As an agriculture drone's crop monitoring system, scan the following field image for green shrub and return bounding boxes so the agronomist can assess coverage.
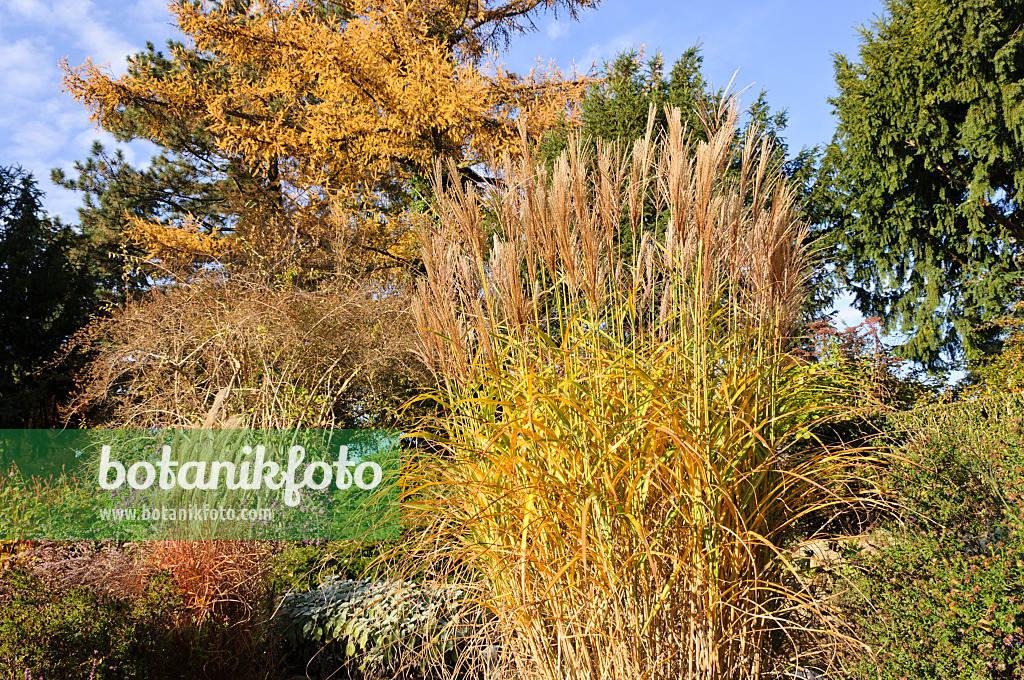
[967,305,1024,395]
[841,531,1023,680]
[0,569,182,679]
[0,547,287,680]
[266,541,389,596]
[885,394,1024,537]
[0,470,111,541]
[840,394,1024,680]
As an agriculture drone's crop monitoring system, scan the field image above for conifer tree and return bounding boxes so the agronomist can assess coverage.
[822,0,1024,368]
[0,166,98,426]
[62,0,594,273]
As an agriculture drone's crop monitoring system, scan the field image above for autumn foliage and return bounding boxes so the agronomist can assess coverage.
[63,0,593,269]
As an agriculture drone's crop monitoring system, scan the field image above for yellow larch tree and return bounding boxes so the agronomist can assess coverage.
[63,0,594,272]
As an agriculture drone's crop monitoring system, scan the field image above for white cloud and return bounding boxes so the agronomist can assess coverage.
[581,30,646,70]
[131,0,177,35]
[12,120,66,160]
[546,20,568,41]
[0,0,168,221]
[830,292,867,330]
[54,0,138,67]
[4,0,45,18]
[7,95,88,164]
[0,34,54,99]
[132,0,169,18]
[5,0,139,68]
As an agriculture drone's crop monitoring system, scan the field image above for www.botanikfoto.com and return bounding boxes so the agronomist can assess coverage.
[99,505,274,522]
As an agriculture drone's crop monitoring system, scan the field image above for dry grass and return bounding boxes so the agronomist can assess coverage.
[66,271,426,429]
[147,538,285,678]
[148,539,276,624]
[398,101,884,680]
[413,101,806,382]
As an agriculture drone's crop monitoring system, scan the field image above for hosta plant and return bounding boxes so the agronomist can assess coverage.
[276,577,485,677]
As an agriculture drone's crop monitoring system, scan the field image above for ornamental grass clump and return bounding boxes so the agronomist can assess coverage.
[404,100,882,680]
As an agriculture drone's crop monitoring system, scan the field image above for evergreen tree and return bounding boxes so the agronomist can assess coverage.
[822,0,1024,369]
[0,166,98,427]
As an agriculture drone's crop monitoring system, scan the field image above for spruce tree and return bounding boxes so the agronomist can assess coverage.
[0,166,98,426]
[822,0,1024,368]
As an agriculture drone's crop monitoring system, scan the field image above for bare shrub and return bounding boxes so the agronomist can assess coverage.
[66,272,428,429]
[4,540,151,598]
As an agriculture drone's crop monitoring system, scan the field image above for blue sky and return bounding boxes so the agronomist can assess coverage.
[504,0,883,153]
[1,0,886,325]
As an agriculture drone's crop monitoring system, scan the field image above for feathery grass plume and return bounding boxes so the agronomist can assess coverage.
[403,100,884,680]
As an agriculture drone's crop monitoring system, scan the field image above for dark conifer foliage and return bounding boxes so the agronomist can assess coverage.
[0,166,98,426]
[821,0,1024,369]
